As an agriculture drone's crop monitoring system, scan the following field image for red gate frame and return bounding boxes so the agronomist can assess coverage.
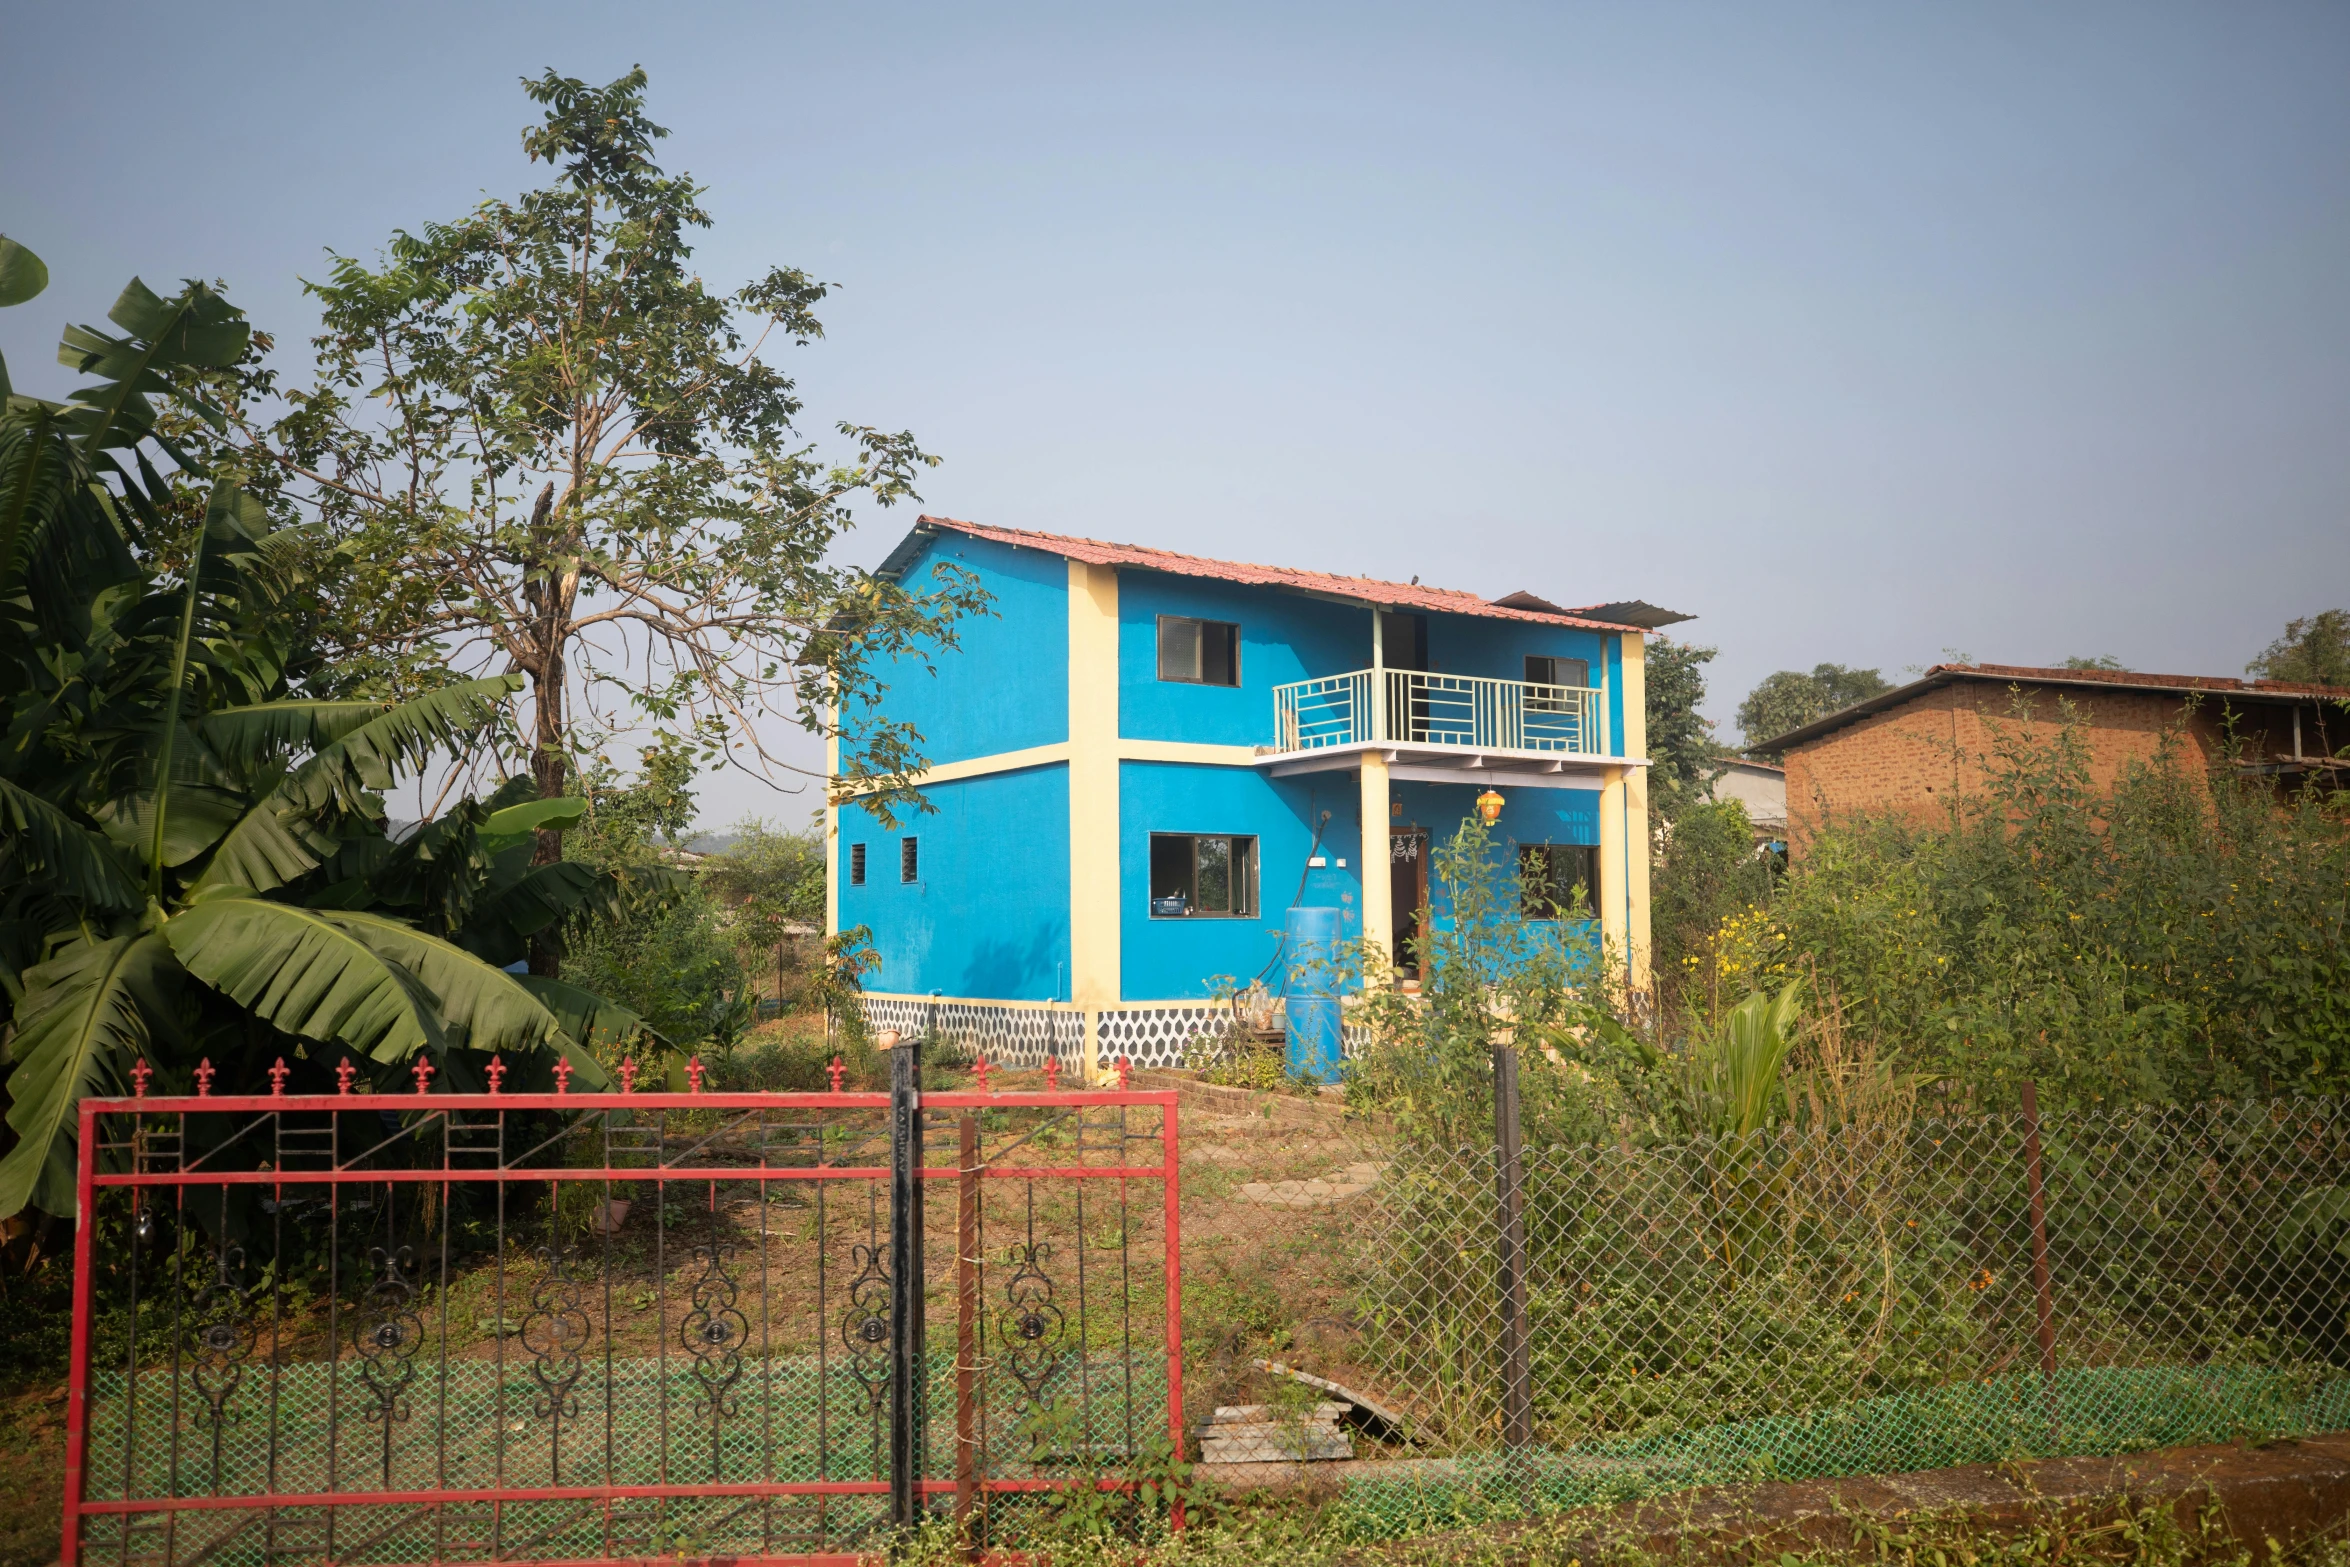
[59,1084,1183,1567]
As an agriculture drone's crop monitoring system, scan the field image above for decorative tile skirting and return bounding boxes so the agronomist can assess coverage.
[849,992,1369,1073]
[1094,1004,1233,1071]
[851,993,1088,1069]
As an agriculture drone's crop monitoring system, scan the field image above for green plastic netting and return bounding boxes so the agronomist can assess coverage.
[75,1353,1171,1565]
[1333,1365,2350,1539]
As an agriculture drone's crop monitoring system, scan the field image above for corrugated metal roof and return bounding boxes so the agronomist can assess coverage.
[1754,663,2350,753]
[881,516,1664,634]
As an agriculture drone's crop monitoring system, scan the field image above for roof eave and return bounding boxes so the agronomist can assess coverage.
[1753,665,2350,753]
[889,515,1652,632]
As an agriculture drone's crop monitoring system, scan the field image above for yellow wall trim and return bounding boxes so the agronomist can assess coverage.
[1117,738,1264,766]
[1067,561,1123,1040]
[829,742,1072,800]
[828,738,1260,803]
[859,989,1215,1014]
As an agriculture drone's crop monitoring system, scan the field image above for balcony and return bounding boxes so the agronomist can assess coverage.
[1264,669,1627,784]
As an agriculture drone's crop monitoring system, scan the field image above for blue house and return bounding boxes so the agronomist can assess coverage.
[828,518,1682,1074]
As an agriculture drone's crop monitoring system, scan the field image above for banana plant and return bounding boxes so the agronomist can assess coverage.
[0,246,651,1220]
[1676,977,1804,1272]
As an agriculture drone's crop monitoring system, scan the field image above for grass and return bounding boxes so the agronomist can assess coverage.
[875,1459,2350,1567]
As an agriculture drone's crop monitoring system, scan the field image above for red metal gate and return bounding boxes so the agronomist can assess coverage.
[60,1057,1181,1565]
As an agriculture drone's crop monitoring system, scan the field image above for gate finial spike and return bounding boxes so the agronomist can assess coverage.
[412,1056,436,1095]
[193,1058,214,1097]
[130,1058,152,1098]
[619,1057,639,1094]
[687,1055,705,1093]
[1043,1053,1060,1093]
[486,1054,506,1094]
[336,1059,356,1095]
[269,1058,289,1097]
[974,1054,992,1093]
[553,1056,573,1095]
[827,1055,845,1093]
[1116,1056,1133,1091]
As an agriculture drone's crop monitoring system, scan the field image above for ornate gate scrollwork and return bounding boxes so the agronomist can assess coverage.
[186,1241,255,1484]
[998,1202,1069,1401]
[354,1243,421,1484]
[60,1068,1183,1567]
[682,1207,749,1469]
[523,1243,593,1433]
[841,1239,893,1413]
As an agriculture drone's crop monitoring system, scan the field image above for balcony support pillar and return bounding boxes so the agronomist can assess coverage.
[1620,634,1652,995]
[1359,749,1392,978]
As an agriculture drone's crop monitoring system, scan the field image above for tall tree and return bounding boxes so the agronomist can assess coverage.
[2249,610,2350,687]
[255,69,986,957]
[0,255,650,1218]
[1737,663,1893,756]
[1643,636,1725,818]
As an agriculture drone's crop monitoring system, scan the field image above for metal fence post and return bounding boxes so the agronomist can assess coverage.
[955,1111,981,1544]
[889,1038,927,1531]
[1493,1044,1535,1460]
[2020,1078,2059,1448]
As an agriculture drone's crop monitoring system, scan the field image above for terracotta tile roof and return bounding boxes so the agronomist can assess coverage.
[889,516,1653,633]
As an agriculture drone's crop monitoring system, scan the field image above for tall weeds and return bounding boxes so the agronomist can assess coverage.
[1678,705,2350,1108]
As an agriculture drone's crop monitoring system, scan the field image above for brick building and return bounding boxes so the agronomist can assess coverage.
[1758,663,2349,853]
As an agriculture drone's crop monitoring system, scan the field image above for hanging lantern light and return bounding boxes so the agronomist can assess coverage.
[1476,788,1505,823]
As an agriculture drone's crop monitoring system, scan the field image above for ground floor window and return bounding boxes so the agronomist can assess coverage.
[1149,833,1257,917]
[1519,842,1598,919]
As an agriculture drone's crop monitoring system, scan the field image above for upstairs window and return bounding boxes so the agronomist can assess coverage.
[1149,833,1257,917]
[900,837,920,883]
[1524,655,1590,690]
[1158,616,1240,686]
[1519,843,1598,919]
[849,843,867,885]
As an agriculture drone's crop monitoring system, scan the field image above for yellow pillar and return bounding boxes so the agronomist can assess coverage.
[1598,766,1628,977]
[1620,634,1652,995]
[1359,750,1392,976]
[824,720,840,940]
[1066,560,1123,1079]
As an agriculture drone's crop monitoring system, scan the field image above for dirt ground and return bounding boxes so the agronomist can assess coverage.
[1,1384,67,1567]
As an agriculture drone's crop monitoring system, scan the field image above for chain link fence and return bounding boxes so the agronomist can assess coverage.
[1340,1095,2350,1532]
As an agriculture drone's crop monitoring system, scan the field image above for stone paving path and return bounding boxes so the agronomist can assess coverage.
[1238,1160,1389,1209]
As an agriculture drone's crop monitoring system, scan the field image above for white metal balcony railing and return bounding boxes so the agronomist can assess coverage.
[1271,669,1608,756]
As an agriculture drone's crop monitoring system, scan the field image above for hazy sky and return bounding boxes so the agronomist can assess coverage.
[6,2,2347,827]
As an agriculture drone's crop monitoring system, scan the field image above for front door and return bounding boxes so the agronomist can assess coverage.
[1390,828,1429,980]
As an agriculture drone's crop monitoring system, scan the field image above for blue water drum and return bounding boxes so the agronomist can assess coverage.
[1284,905,1345,1084]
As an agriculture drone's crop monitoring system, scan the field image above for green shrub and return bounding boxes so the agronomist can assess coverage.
[564,886,751,1059]
[725,1024,884,1093]
[1346,816,1636,1149]
[1651,798,1778,1024]
[1732,704,2350,1108]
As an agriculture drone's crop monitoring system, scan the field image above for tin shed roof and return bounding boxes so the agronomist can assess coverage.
[1753,662,2350,753]
[880,516,1675,634]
